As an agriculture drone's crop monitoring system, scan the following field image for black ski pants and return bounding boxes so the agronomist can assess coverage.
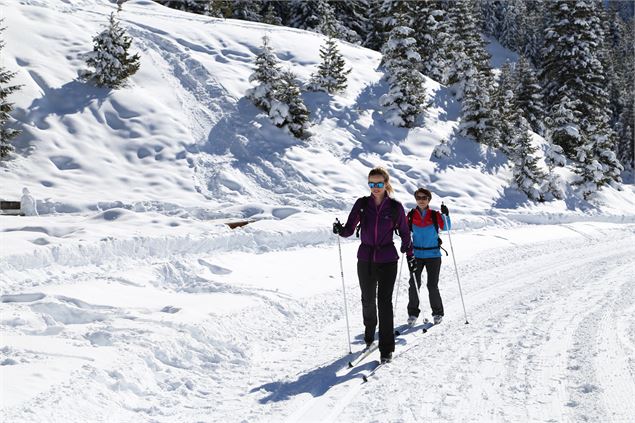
[407,257,444,317]
[357,260,397,355]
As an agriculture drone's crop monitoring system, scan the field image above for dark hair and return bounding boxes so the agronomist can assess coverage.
[414,188,432,199]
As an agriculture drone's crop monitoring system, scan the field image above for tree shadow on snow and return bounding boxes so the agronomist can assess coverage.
[432,134,508,174]
[13,78,110,156]
[202,97,304,162]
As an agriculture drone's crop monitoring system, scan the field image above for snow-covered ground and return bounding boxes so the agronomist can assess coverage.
[2,215,634,422]
[1,1,635,422]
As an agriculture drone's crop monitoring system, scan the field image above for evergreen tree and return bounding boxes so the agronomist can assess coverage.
[308,32,351,94]
[379,14,428,128]
[541,0,612,159]
[0,22,21,158]
[499,0,526,53]
[290,0,325,32]
[270,70,311,139]
[412,1,451,84]
[262,2,282,25]
[363,0,387,51]
[459,67,497,146]
[515,56,545,135]
[81,12,140,89]
[156,0,205,14]
[616,100,634,173]
[542,143,566,200]
[522,2,546,67]
[510,117,545,201]
[574,126,623,198]
[246,35,281,113]
[481,0,504,37]
[232,0,262,22]
[432,138,452,158]
[492,61,518,152]
[203,1,232,18]
[331,0,369,45]
[446,0,491,92]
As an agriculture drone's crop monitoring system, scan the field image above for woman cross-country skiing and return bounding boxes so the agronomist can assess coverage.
[405,188,451,326]
[332,167,412,363]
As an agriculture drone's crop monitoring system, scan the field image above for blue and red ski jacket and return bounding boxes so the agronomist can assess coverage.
[410,207,452,259]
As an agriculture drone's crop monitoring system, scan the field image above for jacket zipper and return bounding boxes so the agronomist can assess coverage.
[374,197,386,262]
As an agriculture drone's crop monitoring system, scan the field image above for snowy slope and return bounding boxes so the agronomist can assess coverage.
[3,0,634,219]
[1,1,635,422]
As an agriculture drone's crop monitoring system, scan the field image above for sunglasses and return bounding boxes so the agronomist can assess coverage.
[415,195,430,200]
[368,182,385,189]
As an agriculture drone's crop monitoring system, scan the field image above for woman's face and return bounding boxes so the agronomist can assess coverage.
[415,192,430,208]
[368,175,386,197]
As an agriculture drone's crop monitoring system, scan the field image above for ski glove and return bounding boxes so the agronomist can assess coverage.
[333,221,344,235]
[407,255,417,273]
[440,204,449,216]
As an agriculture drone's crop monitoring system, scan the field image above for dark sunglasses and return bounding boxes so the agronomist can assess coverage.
[415,195,430,200]
[368,182,385,189]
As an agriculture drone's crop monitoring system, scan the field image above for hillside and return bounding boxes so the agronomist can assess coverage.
[2,0,633,221]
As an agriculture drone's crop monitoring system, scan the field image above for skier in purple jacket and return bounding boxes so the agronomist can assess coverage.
[333,167,413,363]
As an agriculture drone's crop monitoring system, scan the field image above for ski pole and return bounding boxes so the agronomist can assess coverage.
[392,253,405,321]
[335,219,353,354]
[441,205,469,324]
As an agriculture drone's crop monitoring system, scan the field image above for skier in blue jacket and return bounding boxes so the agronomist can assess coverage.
[406,188,451,325]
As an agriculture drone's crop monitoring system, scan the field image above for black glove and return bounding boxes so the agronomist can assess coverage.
[440,203,449,216]
[333,221,344,235]
[400,244,410,253]
[407,255,417,273]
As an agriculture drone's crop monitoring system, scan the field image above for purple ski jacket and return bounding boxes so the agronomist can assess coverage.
[338,195,413,263]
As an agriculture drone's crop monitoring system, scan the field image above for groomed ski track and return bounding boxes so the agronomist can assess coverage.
[2,223,634,422]
[248,225,635,422]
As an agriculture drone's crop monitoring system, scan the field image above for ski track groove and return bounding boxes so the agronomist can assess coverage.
[328,230,635,422]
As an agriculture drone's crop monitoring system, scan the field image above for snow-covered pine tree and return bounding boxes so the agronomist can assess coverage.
[515,56,545,135]
[232,0,262,22]
[411,1,451,84]
[510,117,545,201]
[542,143,566,200]
[459,67,497,146]
[499,0,526,53]
[203,1,232,18]
[522,2,546,67]
[81,12,140,89]
[432,138,452,158]
[379,13,428,128]
[492,61,518,153]
[262,2,282,26]
[541,0,613,161]
[156,0,204,14]
[481,0,504,37]
[0,22,21,158]
[616,98,634,174]
[308,5,351,94]
[270,70,311,139]
[364,0,389,51]
[290,0,325,32]
[246,35,281,113]
[446,0,492,93]
[331,0,369,44]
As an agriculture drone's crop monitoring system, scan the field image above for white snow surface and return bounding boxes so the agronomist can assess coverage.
[1,1,635,422]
